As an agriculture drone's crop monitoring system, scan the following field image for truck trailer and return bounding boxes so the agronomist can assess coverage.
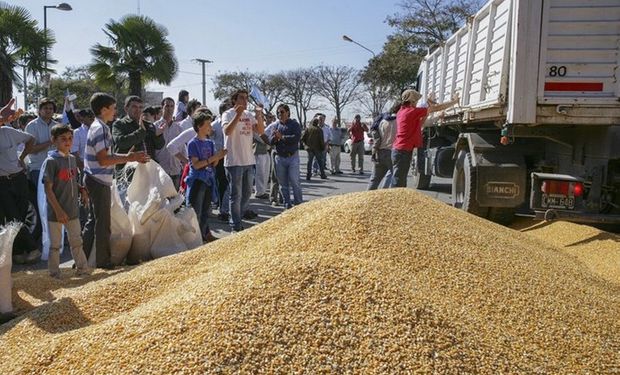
[414,0,620,225]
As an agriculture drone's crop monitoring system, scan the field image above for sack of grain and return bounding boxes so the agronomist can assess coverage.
[0,223,21,314]
[109,182,133,266]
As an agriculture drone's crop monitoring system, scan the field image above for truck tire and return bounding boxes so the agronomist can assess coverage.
[452,150,488,218]
[411,148,431,190]
[487,207,515,226]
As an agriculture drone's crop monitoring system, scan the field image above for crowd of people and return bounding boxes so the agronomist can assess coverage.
[0,87,459,276]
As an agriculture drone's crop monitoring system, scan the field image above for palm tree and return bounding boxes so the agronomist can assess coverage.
[89,15,178,97]
[0,3,54,106]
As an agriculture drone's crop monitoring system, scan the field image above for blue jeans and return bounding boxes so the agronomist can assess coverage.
[275,153,303,208]
[226,165,253,231]
[391,149,413,188]
[306,150,326,178]
[187,179,212,240]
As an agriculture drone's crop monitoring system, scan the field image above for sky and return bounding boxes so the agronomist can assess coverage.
[13,0,399,120]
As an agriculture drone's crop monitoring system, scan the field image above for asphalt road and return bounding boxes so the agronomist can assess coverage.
[13,151,453,272]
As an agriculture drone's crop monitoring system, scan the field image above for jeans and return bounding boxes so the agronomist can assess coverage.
[312,149,329,173]
[269,150,281,204]
[215,159,229,214]
[187,179,212,241]
[275,153,303,208]
[350,141,364,172]
[391,149,413,188]
[226,165,253,231]
[82,174,112,267]
[368,149,394,190]
[306,150,326,178]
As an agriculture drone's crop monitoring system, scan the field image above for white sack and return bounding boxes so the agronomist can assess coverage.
[0,223,22,314]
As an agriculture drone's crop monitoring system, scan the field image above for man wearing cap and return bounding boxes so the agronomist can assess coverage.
[392,89,459,187]
[25,98,59,189]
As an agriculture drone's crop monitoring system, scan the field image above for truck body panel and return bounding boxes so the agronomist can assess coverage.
[415,0,620,224]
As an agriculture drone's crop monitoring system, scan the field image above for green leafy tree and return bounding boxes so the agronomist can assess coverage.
[89,15,178,97]
[387,0,481,51]
[362,0,480,94]
[0,2,54,105]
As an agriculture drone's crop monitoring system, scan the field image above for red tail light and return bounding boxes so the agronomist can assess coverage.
[572,182,584,197]
[541,180,584,197]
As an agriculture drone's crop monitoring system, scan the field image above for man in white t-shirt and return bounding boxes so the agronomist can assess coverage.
[222,89,265,232]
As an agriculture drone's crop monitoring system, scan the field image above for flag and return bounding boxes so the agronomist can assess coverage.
[249,85,270,109]
[61,89,73,125]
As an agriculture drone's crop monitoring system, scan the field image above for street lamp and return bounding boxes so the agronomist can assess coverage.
[342,35,376,57]
[43,3,72,95]
[193,58,213,105]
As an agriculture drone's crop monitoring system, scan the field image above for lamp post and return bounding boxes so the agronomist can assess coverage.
[43,3,72,96]
[193,58,213,105]
[342,35,376,57]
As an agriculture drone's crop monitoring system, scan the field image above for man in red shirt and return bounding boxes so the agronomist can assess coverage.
[392,89,459,187]
[348,114,368,174]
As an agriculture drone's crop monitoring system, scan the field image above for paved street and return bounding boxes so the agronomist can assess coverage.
[13,151,454,272]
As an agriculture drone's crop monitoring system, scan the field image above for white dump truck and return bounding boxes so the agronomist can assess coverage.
[414,0,620,224]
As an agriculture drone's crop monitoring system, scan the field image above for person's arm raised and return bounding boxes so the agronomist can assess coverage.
[223,106,244,136]
[428,94,460,114]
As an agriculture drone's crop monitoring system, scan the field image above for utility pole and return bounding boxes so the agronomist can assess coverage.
[193,58,213,105]
[23,65,28,111]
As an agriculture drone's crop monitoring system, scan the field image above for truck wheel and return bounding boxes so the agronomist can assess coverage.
[487,207,515,225]
[411,148,431,190]
[452,150,488,218]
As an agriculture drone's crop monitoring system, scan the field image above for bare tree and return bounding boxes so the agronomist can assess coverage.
[281,68,321,127]
[255,72,288,114]
[357,82,392,118]
[212,71,256,102]
[315,65,362,124]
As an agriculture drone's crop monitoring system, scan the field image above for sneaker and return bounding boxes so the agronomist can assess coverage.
[25,249,42,264]
[231,226,244,234]
[271,200,279,207]
[320,175,328,179]
[218,212,229,222]
[336,171,344,174]
[352,169,356,174]
[254,193,269,199]
[243,210,258,219]
[49,271,61,279]
[359,170,364,175]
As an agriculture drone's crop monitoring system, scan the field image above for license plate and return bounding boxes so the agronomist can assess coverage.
[541,194,575,209]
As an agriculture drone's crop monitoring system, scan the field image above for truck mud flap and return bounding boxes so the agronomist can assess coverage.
[475,151,526,208]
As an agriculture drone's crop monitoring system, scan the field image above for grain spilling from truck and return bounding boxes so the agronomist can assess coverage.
[511,218,620,284]
[2,189,619,374]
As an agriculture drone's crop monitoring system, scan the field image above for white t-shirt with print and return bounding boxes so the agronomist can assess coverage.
[222,109,257,167]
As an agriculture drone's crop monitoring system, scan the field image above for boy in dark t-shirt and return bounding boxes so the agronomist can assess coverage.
[43,124,91,278]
